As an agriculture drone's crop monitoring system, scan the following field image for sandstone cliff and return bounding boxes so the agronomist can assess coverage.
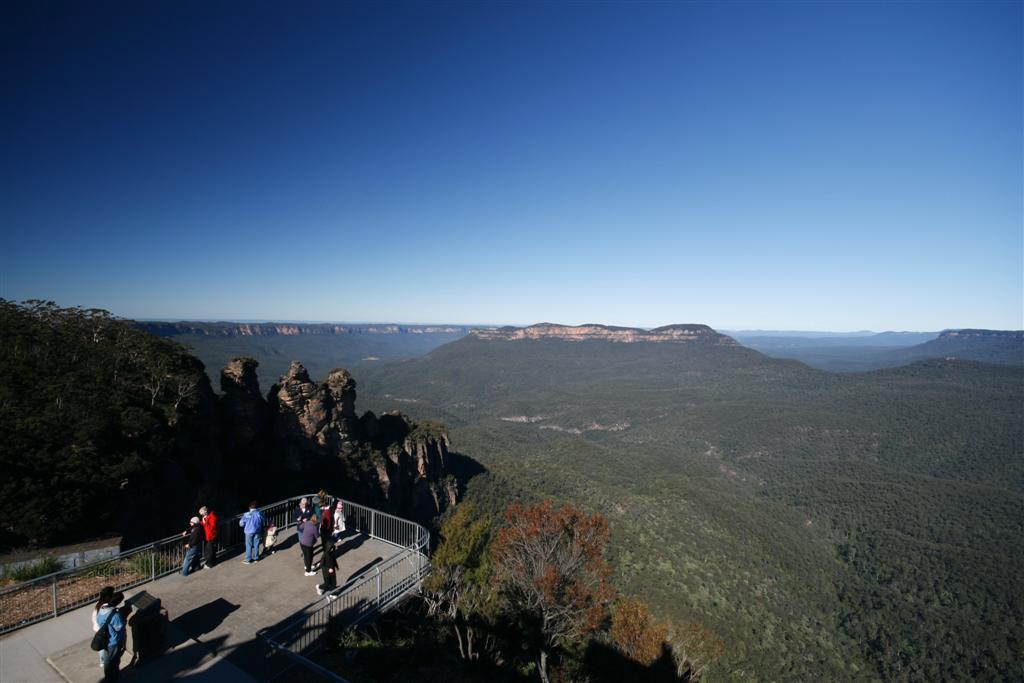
[471,322,737,344]
[138,321,468,336]
[263,361,457,520]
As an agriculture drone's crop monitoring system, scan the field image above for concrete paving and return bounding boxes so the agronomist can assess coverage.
[0,532,400,682]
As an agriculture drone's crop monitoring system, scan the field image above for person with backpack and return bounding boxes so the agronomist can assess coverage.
[91,586,115,669]
[240,501,263,564]
[199,505,219,568]
[92,591,126,681]
[181,516,203,576]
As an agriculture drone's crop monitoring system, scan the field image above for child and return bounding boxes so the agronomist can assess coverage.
[264,524,278,555]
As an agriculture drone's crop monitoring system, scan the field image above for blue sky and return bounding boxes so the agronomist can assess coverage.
[2,1,1021,331]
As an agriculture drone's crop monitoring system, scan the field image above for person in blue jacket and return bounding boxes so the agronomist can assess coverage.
[240,501,264,564]
[99,591,127,681]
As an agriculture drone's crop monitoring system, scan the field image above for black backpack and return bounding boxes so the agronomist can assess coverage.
[90,609,115,651]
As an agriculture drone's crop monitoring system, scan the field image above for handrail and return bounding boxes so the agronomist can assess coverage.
[258,500,430,681]
[1,493,316,634]
[0,491,431,683]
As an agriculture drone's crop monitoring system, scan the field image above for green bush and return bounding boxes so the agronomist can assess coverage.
[1,556,63,583]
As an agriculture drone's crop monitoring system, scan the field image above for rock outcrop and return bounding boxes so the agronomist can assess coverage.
[220,357,268,449]
[471,322,737,344]
[263,361,457,519]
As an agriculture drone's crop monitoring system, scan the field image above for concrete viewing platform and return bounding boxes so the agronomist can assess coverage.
[0,532,397,682]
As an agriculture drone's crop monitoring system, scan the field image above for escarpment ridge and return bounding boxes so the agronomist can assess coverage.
[470,322,738,344]
[138,321,469,336]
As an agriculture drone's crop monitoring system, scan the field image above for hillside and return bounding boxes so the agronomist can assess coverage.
[137,321,469,390]
[356,327,1024,681]
[880,328,1023,367]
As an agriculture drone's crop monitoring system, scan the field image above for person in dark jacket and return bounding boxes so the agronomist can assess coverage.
[316,541,338,599]
[319,502,334,558]
[297,517,319,576]
[199,506,218,568]
[181,517,203,576]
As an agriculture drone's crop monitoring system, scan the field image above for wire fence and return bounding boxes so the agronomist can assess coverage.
[258,501,430,682]
[0,494,309,634]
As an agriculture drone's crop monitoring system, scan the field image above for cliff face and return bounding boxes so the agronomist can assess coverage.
[138,321,468,336]
[471,322,737,345]
[263,362,456,519]
[220,357,268,450]
[938,329,1023,341]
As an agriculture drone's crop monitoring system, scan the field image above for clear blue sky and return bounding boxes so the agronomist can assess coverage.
[2,1,1021,331]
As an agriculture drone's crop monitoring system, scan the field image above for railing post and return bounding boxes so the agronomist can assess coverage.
[375,566,381,606]
[51,577,58,617]
[370,510,375,538]
[151,548,156,581]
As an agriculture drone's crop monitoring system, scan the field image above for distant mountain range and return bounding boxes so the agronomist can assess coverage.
[137,321,470,336]
[137,321,471,388]
[732,328,1021,371]
[144,320,1022,382]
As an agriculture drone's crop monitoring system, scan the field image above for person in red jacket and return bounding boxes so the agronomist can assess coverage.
[199,506,219,568]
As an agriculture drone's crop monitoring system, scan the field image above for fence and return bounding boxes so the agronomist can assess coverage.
[1,494,313,634]
[258,501,430,682]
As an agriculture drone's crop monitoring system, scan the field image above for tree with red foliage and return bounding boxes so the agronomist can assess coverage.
[490,500,615,683]
[611,598,669,666]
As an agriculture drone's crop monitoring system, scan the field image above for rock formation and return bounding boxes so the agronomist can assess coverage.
[220,357,268,449]
[263,361,457,520]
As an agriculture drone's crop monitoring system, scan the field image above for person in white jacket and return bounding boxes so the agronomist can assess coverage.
[332,501,346,542]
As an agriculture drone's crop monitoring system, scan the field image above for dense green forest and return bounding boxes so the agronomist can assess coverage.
[0,300,215,548]
[357,335,1024,681]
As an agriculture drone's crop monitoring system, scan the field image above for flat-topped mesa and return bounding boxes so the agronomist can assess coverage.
[938,329,1023,341]
[470,322,737,345]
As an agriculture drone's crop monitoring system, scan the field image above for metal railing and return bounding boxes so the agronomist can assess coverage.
[258,501,430,682]
[0,494,308,634]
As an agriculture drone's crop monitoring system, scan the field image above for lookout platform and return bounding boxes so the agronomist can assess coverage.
[0,532,404,682]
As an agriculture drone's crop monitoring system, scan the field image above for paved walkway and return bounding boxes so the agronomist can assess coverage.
[0,532,398,682]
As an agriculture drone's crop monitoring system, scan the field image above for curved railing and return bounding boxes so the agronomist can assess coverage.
[0,495,311,634]
[0,494,429,641]
[257,499,430,682]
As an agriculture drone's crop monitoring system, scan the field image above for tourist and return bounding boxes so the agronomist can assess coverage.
[91,586,115,669]
[295,497,314,526]
[316,540,338,599]
[319,499,334,557]
[264,523,279,555]
[313,489,329,518]
[181,516,203,576]
[199,506,219,568]
[332,500,346,542]
[98,591,126,681]
[240,501,264,564]
[297,515,319,576]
